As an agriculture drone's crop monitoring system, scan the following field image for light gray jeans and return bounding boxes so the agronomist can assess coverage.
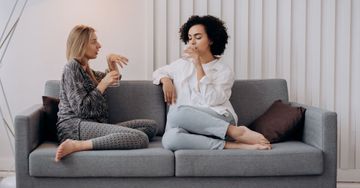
[162,105,235,150]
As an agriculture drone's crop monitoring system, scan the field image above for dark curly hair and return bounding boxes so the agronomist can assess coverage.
[179,15,228,56]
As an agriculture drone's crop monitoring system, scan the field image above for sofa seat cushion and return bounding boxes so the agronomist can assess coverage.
[29,137,174,177]
[175,141,323,177]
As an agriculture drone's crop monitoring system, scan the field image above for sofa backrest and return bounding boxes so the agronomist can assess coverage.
[44,79,288,135]
[44,80,61,98]
[105,81,166,135]
[230,79,288,126]
[44,80,166,135]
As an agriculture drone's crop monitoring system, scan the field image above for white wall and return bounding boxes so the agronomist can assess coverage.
[1,0,360,182]
[0,0,149,171]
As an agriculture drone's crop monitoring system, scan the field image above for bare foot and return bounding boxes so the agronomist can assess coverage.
[55,139,92,162]
[234,140,272,149]
[224,142,271,150]
[228,125,270,145]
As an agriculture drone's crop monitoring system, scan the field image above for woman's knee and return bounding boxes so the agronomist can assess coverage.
[161,128,186,151]
[167,106,194,126]
[132,131,149,148]
[146,119,159,134]
[136,119,158,139]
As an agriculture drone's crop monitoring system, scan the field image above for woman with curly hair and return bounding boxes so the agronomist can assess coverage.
[153,15,271,150]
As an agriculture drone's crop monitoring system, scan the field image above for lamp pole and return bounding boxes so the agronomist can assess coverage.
[0,0,29,135]
[0,0,29,187]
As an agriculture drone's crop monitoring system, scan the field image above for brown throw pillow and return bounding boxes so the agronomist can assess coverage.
[42,96,60,142]
[248,100,306,143]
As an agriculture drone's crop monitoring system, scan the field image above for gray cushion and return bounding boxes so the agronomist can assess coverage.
[175,141,323,177]
[230,79,288,126]
[29,137,174,177]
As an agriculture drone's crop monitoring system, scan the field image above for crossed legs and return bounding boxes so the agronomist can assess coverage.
[55,119,158,162]
[163,106,271,150]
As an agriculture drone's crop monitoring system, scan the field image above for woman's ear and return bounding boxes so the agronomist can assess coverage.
[209,40,213,45]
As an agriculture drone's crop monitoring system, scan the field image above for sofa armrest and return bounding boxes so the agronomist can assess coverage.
[291,102,337,186]
[290,102,337,150]
[15,104,44,180]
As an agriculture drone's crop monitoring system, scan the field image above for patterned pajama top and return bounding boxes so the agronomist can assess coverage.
[56,59,108,142]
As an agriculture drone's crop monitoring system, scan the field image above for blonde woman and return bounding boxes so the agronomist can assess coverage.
[55,25,157,162]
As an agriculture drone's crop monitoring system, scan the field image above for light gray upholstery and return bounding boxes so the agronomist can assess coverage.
[291,102,338,188]
[15,79,337,188]
[15,104,44,188]
[15,176,332,188]
[29,137,174,177]
[175,141,323,177]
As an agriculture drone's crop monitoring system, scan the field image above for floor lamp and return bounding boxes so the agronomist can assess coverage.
[0,0,29,187]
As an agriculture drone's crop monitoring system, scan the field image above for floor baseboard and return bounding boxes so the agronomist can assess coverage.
[0,171,15,178]
[337,182,360,188]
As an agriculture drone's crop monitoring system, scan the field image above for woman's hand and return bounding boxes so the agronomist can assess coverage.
[97,71,120,93]
[107,53,128,71]
[184,45,206,82]
[103,71,120,86]
[183,45,201,67]
[161,77,176,105]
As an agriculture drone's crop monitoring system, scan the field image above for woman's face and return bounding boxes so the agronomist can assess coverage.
[84,32,101,60]
[187,24,212,55]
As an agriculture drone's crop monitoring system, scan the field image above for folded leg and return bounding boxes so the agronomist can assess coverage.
[162,128,225,150]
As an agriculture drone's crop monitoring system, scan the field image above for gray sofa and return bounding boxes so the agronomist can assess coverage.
[15,79,337,188]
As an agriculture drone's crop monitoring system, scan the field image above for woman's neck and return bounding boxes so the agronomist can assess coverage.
[75,57,89,70]
[200,52,216,64]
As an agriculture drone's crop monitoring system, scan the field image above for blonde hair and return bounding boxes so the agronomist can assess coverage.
[66,25,98,84]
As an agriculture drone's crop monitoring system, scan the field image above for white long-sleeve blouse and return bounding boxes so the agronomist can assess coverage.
[153,58,238,124]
